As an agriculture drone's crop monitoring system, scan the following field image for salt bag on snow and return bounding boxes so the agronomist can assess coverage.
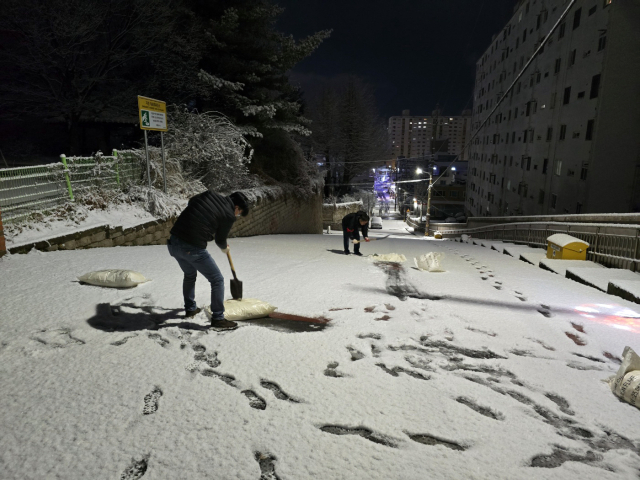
[205,298,277,321]
[368,253,407,263]
[414,252,445,272]
[607,346,640,409]
[78,269,150,288]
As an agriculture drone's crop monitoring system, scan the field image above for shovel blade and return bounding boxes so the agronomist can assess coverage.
[230,278,243,300]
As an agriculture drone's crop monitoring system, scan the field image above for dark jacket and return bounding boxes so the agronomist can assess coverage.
[342,211,369,239]
[170,191,236,249]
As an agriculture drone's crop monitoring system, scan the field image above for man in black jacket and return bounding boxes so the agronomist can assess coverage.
[342,211,370,256]
[168,190,249,329]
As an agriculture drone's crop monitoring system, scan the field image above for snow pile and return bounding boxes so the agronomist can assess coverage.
[368,253,406,263]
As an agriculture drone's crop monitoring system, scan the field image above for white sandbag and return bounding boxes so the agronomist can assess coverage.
[414,252,445,272]
[205,298,277,321]
[607,346,640,409]
[461,234,471,242]
[78,269,150,288]
[368,253,407,263]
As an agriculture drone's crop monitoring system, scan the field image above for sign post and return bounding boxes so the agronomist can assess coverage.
[137,96,168,191]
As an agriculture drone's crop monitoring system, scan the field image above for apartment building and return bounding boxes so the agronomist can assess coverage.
[466,0,640,216]
[388,109,471,160]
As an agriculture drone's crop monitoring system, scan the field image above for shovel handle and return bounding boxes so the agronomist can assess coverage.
[226,251,238,279]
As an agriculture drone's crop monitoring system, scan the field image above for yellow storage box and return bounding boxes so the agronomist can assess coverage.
[546,233,589,260]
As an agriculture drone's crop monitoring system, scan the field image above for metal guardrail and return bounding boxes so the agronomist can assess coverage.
[435,221,640,272]
[0,150,141,222]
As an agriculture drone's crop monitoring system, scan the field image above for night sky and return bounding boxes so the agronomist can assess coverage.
[277,0,517,119]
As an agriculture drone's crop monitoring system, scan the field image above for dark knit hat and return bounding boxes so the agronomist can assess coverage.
[229,192,250,216]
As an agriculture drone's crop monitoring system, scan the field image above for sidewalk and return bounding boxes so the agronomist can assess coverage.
[1,227,639,479]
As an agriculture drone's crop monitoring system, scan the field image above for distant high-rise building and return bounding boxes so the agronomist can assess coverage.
[387,109,471,160]
[466,0,640,217]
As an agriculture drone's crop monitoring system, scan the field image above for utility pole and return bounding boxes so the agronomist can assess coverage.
[425,170,433,237]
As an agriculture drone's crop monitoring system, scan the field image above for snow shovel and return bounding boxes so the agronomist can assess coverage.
[226,251,243,300]
[355,235,390,244]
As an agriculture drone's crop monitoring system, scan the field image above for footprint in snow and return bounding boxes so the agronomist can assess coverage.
[120,455,149,480]
[143,386,162,415]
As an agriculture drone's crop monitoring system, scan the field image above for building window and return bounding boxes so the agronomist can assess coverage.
[558,22,566,39]
[559,124,567,140]
[539,189,545,204]
[577,91,585,99]
[563,86,572,105]
[589,6,597,15]
[525,157,532,171]
[580,167,588,180]
[604,0,612,6]
[551,194,558,209]
[576,202,583,213]
[542,158,549,174]
[573,8,582,30]
[546,127,553,142]
[555,160,562,176]
[585,120,595,140]
[598,36,607,51]
[554,58,561,74]
[590,74,601,99]
[523,130,528,143]
[569,49,577,66]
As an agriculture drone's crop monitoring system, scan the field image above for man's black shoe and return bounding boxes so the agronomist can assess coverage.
[210,318,238,330]
[185,307,202,318]
[344,250,350,255]
[354,252,363,256]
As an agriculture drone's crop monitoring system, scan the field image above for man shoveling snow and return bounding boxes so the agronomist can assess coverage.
[342,211,370,256]
[167,190,249,329]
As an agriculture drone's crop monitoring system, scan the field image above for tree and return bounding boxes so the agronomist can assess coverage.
[0,0,179,154]
[306,76,389,194]
[192,0,331,137]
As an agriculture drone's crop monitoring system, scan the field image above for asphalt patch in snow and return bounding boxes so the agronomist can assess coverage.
[375,262,444,301]
[320,425,398,448]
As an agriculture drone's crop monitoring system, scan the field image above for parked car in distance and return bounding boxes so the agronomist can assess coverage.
[370,216,383,229]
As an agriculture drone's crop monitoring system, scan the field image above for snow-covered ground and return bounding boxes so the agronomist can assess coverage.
[1,220,640,479]
[3,203,162,249]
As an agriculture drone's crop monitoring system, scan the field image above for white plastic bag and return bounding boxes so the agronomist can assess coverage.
[205,298,277,321]
[607,346,640,409]
[414,252,445,272]
[78,269,150,288]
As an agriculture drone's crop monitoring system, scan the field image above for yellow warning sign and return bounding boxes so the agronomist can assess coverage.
[138,96,167,131]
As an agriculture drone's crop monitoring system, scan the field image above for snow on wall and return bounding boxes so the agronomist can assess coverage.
[322,201,364,230]
[5,185,323,255]
[230,184,323,237]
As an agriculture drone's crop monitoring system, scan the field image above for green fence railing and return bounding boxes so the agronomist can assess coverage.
[0,150,142,222]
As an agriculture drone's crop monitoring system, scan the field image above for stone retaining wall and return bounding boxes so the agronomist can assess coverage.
[322,202,363,231]
[0,209,6,257]
[4,184,323,256]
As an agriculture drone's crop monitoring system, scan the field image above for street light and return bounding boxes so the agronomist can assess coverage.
[416,168,423,174]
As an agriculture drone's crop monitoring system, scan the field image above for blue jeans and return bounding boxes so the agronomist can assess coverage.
[343,227,360,253]
[167,235,225,320]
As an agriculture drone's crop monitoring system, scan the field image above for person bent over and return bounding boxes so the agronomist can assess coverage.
[168,190,249,329]
[342,211,369,256]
